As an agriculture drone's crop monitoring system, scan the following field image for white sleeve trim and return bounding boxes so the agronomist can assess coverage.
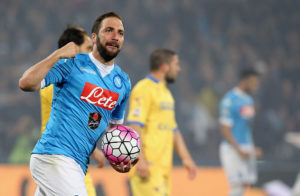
[40,79,46,89]
[219,117,233,127]
[110,118,124,125]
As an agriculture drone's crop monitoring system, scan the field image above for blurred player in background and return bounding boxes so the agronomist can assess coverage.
[127,49,197,196]
[40,25,105,196]
[19,12,133,195]
[219,68,262,196]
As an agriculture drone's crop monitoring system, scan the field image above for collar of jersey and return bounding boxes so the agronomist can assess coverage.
[233,87,249,98]
[146,74,159,83]
[88,52,114,77]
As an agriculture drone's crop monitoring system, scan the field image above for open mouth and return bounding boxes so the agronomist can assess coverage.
[106,42,119,49]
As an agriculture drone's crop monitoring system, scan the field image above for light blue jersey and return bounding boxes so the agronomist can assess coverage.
[32,53,131,174]
[219,88,255,145]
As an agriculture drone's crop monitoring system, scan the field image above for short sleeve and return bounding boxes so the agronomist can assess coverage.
[41,58,74,88]
[127,84,151,127]
[219,97,234,127]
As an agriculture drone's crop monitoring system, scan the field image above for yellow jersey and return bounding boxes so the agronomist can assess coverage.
[127,75,178,176]
[40,85,53,134]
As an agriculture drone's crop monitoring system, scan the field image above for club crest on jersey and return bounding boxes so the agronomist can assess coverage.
[113,75,123,89]
[88,112,102,130]
[240,105,255,119]
[80,82,119,111]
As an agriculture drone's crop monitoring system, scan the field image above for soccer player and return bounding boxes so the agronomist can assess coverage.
[127,49,197,196]
[40,25,104,196]
[219,68,262,196]
[19,12,133,195]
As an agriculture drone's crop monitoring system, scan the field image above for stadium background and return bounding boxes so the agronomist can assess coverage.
[0,0,299,195]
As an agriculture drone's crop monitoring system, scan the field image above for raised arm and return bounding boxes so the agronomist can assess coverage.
[19,42,78,91]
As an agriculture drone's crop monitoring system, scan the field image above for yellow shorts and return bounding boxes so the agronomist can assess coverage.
[85,171,96,196]
[130,172,170,196]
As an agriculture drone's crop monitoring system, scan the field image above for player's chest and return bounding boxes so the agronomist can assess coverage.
[152,87,174,111]
[67,69,126,110]
[234,101,255,120]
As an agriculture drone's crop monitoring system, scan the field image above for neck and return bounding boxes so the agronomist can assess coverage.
[150,71,166,83]
[237,83,247,93]
[92,50,114,66]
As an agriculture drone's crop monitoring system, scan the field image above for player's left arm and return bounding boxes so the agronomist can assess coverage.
[108,77,137,173]
[109,75,131,128]
[174,130,197,180]
[91,147,106,168]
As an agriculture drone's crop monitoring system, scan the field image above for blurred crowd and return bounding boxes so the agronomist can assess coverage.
[0,0,299,172]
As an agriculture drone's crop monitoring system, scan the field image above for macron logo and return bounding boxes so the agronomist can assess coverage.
[80,67,96,75]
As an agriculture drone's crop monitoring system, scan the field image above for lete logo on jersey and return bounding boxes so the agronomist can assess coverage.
[80,82,119,111]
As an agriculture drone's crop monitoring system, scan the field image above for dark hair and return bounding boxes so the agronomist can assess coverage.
[91,12,122,34]
[239,68,259,80]
[150,49,176,71]
[57,25,88,48]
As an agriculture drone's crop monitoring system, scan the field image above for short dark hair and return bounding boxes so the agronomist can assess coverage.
[91,12,122,34]
[58,25,88,48]
[239,68,259,80]
[150,49,176,71]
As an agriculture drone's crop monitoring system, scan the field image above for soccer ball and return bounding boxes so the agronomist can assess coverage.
[100,125,141,165]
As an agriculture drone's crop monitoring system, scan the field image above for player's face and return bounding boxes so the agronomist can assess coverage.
[165,55,181,83]
[79,35,92,53]
[94,17,124,62]
[245,75,260,94]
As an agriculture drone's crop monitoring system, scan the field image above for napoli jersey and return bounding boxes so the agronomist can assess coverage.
[32,53,131,174]
[219,88,255,145]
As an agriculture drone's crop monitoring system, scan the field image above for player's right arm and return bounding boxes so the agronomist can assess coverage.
[220,124,250,159]
[19,42,78,91]
[219,97,250,159]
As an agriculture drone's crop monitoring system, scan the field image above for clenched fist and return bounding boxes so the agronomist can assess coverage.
[56,42,79,59]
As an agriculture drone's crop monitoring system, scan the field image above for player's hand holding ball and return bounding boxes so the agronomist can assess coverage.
[110,159,139,173]
[100,125,141,173]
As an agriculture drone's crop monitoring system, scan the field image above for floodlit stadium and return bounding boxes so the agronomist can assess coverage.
[1,0,299,195]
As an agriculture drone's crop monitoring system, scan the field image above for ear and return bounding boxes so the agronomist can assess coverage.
[161,63,170,73]
[91,33,97,44]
